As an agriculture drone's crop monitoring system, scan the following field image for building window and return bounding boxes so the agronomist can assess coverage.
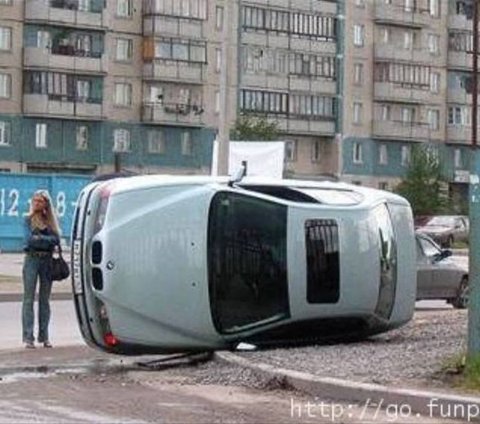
[114,83,132,106]
[428,34,440,54]
[0,0,13,4]
[0,121,11,146]
[404,30,415,50]
[148,130,165,154]
[428,109,440,131]
[215,48,222,73]
[0,26,11,51]
[354,63,363,85]
[401,107,415,124]
[147,0,207,19]
[215,90,220,114]
[455,148,463,169]
[37,30,51,49]
[404,0,415,12]
[355,0,365,7]
[285,140,297,161]
[379,144,388,165]
[35,123,47,149]
[76,80,91,101]
[116,0,132,17]
[378,182,389,191]
[374,62,430,88]
[312,140,321,163]
[353,142,363,164]
[380,104,391,121]
[113,128,130,152]
[0,73,11,98]
[380,27,390,44]
[76,125,89,151]
[181,131,193,156]
[401,145,411,167]
[353,102,363,124]
[116,38,133,61]
[154,38,207,63]
[429,0,440,17]
[353,25,364,47]
[216,5,224,30]
[430,72,440,93]
[448,106,470,126]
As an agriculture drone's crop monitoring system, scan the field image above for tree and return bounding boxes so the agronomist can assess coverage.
[395,146,450,216]
[230,116,279,141]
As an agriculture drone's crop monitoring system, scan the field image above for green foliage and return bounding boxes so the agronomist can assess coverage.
[231,116,279,141]
[395,146,450,215]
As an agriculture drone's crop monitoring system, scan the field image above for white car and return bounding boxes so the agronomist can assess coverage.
[71,175,416,355]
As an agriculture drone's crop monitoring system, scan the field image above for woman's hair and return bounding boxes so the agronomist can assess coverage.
[29,190,61,236]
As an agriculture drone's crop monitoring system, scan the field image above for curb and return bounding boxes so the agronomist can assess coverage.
[215,351,480,422]
[0,292,72,303]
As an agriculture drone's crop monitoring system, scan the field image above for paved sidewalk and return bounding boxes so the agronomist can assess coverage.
[0,253,72,302]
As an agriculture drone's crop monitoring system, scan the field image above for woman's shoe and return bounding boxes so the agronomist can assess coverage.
[43,341,52,348]
[25,341,35,349]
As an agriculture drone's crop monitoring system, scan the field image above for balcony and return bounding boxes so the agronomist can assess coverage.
[447,126,471,144]
[23,94,103,119]
[448,88,472,105]
[143,16,203,38]
[448,14,472,31]
[374,82,432,104]
[373,120,430,141]
[268,116,335,136]
[24,47,107,74]
[448,51,472,70]
[143,62,205,84]
[25,0,108,29]
[374,45,430,63]
[374,0,436,28]
[142,103,205,126]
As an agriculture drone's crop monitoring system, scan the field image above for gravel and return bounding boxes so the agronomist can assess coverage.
[233,308,467,389]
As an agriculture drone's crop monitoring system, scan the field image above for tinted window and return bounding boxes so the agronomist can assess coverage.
[373,204,397,320]
[305,219,340,304]
[208,192,289,333]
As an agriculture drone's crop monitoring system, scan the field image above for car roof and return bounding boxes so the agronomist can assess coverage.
[96,174,409,206]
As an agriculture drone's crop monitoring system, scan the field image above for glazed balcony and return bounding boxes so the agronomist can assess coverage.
[374,0,437,28]
[24,46,107,74]
[25,0,108,29]
[143,61,205,84]
[374,82,433,104]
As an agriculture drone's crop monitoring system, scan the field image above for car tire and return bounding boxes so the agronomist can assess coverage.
[452,277,469,309]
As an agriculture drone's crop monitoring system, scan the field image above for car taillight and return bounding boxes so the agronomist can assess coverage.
[104,332,119,347]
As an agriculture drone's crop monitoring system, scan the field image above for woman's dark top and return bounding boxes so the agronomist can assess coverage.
[23,217,59,253]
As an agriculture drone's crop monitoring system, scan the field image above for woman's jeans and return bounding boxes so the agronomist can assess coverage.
[22,253,52,343]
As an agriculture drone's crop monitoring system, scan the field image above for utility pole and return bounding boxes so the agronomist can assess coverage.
[216,0,231,176]
[468,0,480,356]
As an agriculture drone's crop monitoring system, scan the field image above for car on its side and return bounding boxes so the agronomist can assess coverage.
[416,233,468,308]
[416,215,469,248]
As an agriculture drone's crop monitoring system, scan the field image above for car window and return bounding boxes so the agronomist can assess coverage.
[418,236,441,257]
[208,191,289,334]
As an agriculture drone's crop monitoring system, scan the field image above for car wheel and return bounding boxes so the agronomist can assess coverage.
[452,277,469,309]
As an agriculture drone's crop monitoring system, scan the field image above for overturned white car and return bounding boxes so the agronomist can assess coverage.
[71,175,416,355]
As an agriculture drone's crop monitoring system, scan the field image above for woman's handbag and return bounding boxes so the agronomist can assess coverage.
[51,245,70,281]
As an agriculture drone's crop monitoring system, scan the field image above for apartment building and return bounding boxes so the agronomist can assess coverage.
[238,0,340,179]
[342,0,472,203]
[0,0,226,175]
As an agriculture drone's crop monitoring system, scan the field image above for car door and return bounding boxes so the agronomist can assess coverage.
[416,236,434,299]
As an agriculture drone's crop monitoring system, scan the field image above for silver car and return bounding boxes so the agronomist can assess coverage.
[416,215,469,248]
[416,233,468,308]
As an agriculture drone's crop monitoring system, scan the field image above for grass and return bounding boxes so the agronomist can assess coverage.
[440,353,480,391]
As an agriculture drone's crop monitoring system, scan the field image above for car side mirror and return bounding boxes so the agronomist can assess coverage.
[433,249,452,262]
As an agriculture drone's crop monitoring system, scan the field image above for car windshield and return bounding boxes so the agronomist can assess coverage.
[418,236,442,257]
[425,216,455,227]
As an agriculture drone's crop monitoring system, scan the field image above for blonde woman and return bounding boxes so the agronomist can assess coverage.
[22,190,60,349]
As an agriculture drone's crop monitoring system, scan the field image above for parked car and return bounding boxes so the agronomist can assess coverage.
[71,175,417,355]
[416,233,468,308]
[415,215,469,247]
